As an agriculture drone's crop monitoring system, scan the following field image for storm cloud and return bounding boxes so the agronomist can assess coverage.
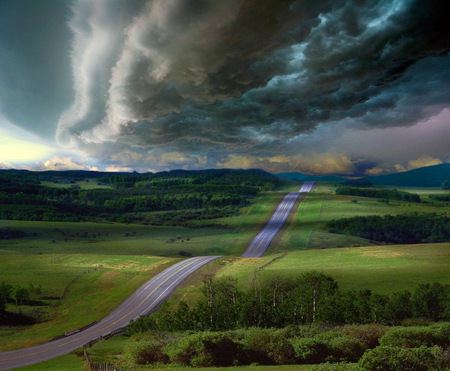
[1,0,449,174]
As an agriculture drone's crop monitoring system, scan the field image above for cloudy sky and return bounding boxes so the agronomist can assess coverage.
[0,0,449,176]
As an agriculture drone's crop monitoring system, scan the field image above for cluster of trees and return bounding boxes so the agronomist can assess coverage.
[0,282,42,315]
[0,227,27,240]
[0,169,279,224]
[430,194,450,202]
[326,213,450,244]
[123,323,449,369]
[336,186,421,203]
[341,180,374,187]
[125,273,449,336]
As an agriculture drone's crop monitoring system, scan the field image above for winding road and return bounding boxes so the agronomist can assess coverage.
[0,181,314,370]
[0,256,220,370]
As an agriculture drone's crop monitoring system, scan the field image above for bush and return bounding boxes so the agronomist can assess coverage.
[163,331,245,367]
[380,324,450,348]
[359,345,447,371]
[328,335,365,362]
[343,324,388,349]
[124,339,167,365]
[240,328,274,365]
[292,337,329,364]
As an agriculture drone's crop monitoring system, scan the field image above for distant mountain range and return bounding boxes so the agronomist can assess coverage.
[275,163,450,187]
[362,163,450,187]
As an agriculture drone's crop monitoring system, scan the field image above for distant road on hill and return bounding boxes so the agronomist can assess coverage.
[242,181,314,258]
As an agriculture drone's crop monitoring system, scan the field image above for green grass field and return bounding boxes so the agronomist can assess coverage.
[0,187,289,351]
[215,243,450,294]
[0,254,175,351]
[0,187,294,258]
[40,179,112,190]
[2,181,450,368]
[274,183,450,252]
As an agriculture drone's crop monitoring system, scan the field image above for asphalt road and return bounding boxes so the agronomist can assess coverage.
[241,181,314,257]
[0,181,313,369]
[0,256,220,371]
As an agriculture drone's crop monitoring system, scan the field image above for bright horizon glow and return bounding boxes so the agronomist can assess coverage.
[0,124,55,163]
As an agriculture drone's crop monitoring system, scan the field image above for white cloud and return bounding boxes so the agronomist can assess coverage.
[39,156,99,171]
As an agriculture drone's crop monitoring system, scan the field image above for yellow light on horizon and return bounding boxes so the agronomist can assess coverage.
[0,127,55,163]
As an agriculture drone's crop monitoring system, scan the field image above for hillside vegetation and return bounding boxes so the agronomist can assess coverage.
[0,169,279,225]
[363,163,450,187]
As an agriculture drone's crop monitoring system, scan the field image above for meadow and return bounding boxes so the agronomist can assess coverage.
[276,183,450,251]
[0,184,291,350]
[216,243,450,294]
[0,254,176,350]
[1,180,449,369]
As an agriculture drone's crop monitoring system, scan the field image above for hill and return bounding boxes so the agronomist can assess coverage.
[363,163,450,187]
[275,172,346,182]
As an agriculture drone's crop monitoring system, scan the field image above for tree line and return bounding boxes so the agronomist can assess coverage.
[0,169,280,224]
[336,186,421,203]
[125,272,449,335]
[326,213,450,244]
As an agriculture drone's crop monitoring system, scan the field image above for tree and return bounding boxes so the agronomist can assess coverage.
[290,272,338,324]
[12,286,29,306]
[0,282,13,312]
[441,179,450,190]
[412,283,449,321]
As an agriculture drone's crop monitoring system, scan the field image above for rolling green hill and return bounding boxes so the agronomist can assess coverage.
[363,163,450,187]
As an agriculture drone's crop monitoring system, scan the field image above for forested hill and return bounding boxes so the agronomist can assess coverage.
[363,163,450,187]
[0,168,280,225]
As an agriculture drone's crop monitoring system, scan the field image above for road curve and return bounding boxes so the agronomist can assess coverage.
[242,181,314,258]
[0,181,313,369]
[0,256,220,371]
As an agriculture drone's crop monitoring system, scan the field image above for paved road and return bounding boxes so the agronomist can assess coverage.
[0,256,220,371]
[0,181,313,369]
[242,181,314,257]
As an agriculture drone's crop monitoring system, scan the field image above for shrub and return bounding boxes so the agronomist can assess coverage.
[328,335,365,362]
[291,337,329,364]
[380,324,450,348]
[163,331,245,367]
[359,345,447,371]
[343,324,388,349]
[240,328,274,365]
[124,339,167,365]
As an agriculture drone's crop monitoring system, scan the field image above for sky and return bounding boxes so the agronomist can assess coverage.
[0,0,449,176]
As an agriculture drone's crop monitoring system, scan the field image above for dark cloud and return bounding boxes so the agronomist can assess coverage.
[1,0,449,174]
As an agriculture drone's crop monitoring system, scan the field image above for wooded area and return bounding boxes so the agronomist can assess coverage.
[0,169,279,225]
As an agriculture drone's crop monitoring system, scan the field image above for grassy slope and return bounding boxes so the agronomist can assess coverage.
[216,244,450,294]
[0,255,175,350]
[275,183,450,251]
[0,185,289,351]
[0,186,295,258]
[2,181,450,368]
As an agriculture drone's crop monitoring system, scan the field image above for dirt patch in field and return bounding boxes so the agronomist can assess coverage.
[362,249,406,258]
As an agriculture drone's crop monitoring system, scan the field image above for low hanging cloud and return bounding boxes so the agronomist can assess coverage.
[394,155,444,172]
[54,0,450,171]
[217,153,355,175]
